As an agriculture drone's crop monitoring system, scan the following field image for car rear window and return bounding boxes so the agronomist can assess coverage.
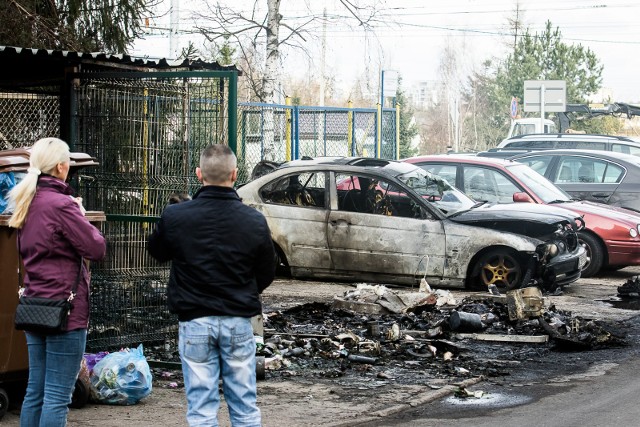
[505,140,555,149]
[612,143,640,157]
[556,140,606,150]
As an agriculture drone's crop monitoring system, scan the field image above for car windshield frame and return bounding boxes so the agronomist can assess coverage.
[392,166,476,216]
[505,162,572,203]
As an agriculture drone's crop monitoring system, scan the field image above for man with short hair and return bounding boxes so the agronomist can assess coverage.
[147,144,275,426]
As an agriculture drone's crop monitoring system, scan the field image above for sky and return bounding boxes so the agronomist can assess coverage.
[131,0,640,104]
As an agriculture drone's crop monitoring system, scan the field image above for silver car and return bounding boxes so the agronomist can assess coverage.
[237,157,586,291]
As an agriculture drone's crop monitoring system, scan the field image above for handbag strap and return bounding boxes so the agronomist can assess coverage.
[17,229,84,301]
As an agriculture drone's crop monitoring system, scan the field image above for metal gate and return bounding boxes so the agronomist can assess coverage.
[70,71,238,350]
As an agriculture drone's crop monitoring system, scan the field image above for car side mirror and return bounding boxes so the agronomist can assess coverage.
[513,192,534,203]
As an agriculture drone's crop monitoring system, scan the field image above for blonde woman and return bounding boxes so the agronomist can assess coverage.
[8,137,106,427]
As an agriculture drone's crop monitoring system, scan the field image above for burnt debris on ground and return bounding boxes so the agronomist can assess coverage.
[618,276,640,298]
[259,285,627,385]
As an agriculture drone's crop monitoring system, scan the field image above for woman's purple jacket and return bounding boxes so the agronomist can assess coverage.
[19,175,106,331]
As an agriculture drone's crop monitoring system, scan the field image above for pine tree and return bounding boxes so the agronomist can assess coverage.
[0,0,154,53]
[395,78,418,159]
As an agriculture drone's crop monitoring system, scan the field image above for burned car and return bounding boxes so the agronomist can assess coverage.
[237,157,586,291]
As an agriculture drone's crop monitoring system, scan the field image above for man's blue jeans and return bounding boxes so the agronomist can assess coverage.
[20,329,86,427]
[179,316,261,427]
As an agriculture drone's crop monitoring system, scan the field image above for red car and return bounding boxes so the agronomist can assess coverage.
[404,155,640,277]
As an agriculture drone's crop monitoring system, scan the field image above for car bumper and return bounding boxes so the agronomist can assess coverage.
[542,246,586,286]
[605,239,640,266]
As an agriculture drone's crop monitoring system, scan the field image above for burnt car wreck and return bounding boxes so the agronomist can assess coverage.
[450,203,586,291]
[238,157,587,291]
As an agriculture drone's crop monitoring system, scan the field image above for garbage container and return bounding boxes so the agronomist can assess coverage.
[0,147,104,420]
[0,219,27,420]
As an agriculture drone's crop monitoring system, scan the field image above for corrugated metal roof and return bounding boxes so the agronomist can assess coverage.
[0,45,237,71]
[0,45,240,94]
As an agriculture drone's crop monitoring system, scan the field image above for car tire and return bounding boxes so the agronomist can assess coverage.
[577,231,604,278]
[0,387,9,421]
[476,248,523,291]
[274,244,291,277]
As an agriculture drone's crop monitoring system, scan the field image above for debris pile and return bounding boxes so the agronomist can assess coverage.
[618,276,640,298]
[259,285,626,383]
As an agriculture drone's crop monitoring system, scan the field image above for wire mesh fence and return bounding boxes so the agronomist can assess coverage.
[237,103,291,183]
[236,103,398,184]
[71,73,230,350]
[0,92,59,150]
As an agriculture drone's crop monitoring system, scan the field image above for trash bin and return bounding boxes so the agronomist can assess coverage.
[0,219,27,420]
[0,147,104,420]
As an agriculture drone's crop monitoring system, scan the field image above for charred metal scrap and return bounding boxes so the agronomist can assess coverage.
[260,286,626,381]
[618,276,640,298]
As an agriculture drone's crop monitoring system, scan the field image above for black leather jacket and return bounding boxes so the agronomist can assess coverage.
[147,185,276,321]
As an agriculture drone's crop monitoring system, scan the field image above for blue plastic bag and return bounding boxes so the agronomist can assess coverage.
[89,344,153,405]
[0,172,16,214]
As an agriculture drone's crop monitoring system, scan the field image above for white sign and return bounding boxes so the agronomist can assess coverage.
[523,80,567,113]
[382,70,399,97]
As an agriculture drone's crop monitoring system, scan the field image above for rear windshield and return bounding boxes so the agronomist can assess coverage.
[506,140,555,149]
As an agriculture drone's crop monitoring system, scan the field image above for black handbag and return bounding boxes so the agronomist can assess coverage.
[14,237,84,334]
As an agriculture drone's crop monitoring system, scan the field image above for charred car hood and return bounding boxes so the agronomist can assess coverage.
[449,203,583,239]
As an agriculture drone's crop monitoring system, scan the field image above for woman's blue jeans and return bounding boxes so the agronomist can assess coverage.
[20,329,86,427]
[179,316,260,427]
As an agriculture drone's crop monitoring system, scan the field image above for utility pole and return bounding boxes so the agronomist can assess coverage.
[319,7,327,106]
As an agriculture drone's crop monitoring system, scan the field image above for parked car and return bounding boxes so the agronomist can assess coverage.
[404,155,640,277]
[506,149,640,214]
[238,157,586,291]
[495,133,640,156]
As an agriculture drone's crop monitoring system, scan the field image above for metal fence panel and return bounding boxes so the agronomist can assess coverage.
[236,103,398,184]
[71,74,229,350]
[237,103,291,183]
[0,92,59,150]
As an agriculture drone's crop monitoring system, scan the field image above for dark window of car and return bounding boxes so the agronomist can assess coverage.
[335,173,426,218]
[556,140,606,150]
[516,155,553,176]
[417,163,457,184]
[506,140,555,149]
[612,143,640,157]
[555,157,624,184]
[462,167,520,204]
[260,172,326,207]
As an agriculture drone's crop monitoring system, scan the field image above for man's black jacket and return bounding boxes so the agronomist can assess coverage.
[147,185,276,321]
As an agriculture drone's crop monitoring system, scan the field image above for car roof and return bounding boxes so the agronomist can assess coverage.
[509,148,640,164]
[504,133,638,142]
[275,156,418,176]
[405,154,518,168]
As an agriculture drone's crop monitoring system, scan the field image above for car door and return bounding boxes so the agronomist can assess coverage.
[327,172,446,283]
[258,170,332,275]
[548,155,624,204]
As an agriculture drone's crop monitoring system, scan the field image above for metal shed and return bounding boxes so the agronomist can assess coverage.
[0,45,241,350]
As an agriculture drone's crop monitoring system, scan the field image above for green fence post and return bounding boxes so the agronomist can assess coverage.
[228,71,238,155]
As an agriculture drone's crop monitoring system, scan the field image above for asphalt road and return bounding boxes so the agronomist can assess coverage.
[360,352,640,427]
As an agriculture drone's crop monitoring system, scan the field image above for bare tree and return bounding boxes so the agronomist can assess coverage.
[193,0,380,103]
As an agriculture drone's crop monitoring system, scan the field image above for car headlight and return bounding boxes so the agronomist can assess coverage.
[546,243,559,257]
[631,228,639,238]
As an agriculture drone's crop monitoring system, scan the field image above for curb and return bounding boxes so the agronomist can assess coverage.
[326,376,484,427]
